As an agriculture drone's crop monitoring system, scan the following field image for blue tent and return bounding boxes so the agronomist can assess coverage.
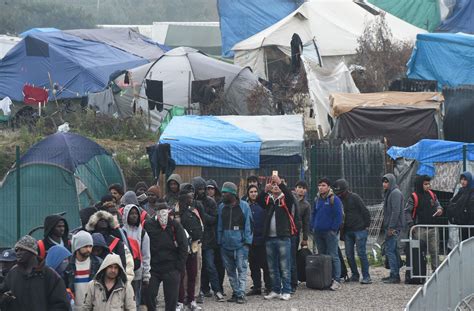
[387,139,474,177]
[437,0,474,34]
[0,31,149,101]
[19,28,59,37]
[159,115,261,169]
[407,33,474,89]
[217,0,302,57]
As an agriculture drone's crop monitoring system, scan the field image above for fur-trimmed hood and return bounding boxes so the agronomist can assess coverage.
[85,211,118,232]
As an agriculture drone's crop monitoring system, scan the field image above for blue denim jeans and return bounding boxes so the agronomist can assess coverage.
[344,230,370,280]
[385,231,400,278]
[221,246,249,298]
[266,237,292,294]
[314,231,341,282]
[203,248,222,293]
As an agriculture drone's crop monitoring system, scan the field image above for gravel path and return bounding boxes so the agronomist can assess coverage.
[155,266,419,311]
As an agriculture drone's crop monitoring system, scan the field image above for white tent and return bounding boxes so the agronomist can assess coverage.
[232,0,427,80]
[0,35,20,59]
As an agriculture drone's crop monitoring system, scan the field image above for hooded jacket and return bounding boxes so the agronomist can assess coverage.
[311,189,344,232]
[192,177,218,249]
[164,174,182,206]
[82,254,136,311]
[248,199,266,245]
[207,179,222,205]
[45,245,72,274]
[382,174,405,230]
[405,175,442,226]
[144,217,188,274]
[63,252,103,296]
[121,191,139,206]
[1,260,70,311]
[42,215,70,252]
[121,205,151,282]
[449,171,474,224]
[334,179,371,232]
[217,200,253,251]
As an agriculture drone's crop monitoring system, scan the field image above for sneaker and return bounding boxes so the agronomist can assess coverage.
[280,293,291,301]
[349,275,360,282]
[383,277,401,284]
[236,296,246,304]
[264,288,272,295]
[360,278,372,284]
[176,302,184,311]
[227,295,238,303]
[203,291,213,298]
[246,288,262,296]
[196,293,204,304]
[381,276,391,281]
[264,291,281,300]
[189,301,202,311]
[330,280,342,291]
[215,292,225,302]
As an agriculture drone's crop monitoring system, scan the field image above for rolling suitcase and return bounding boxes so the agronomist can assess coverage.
[405,240,427,284]
[305,254,332,289]
[297,247,313,282]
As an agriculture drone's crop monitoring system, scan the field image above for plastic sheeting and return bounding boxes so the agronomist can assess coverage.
[0,35,20,59]
[0,31,149,101]
[368,0,441,31]
[438,0,474,34]
[302,59,359,136]
[387,139,474,176]
[407,33,474,89]
[443,86,474,143]
[158,115,262,169]
[65,28,168,61]
[217,0,301,57]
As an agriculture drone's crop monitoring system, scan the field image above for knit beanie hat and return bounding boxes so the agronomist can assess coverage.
[221,182,238,197]
[15,235,38,256]
[71,231,93,253]
[147,185,161,197]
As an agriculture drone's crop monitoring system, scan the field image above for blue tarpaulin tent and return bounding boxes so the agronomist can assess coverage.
[437,0,474,34]
[19,28,59,37]
[0,31,150,101]
[217,0,302,57]
[407,33,474,89]
[388,139,474,176]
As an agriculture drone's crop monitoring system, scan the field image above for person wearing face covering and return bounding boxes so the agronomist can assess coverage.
[144,201,188,311]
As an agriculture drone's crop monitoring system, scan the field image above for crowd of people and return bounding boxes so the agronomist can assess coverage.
[1,170,473,311]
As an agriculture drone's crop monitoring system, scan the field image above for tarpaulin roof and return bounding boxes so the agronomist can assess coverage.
[159,115,262,169]
[387,139,474,176]
[437,0,474,34]
[330,92,443,117]
[368,0,441,31]
[407,33,474,89]
[19,28,59,37]
[0,31,149,101]
[217,0,302,57]
[65,28,168,61]
[20,132,109,172]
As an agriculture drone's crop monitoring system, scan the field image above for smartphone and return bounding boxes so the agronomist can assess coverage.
[272,170,278,176]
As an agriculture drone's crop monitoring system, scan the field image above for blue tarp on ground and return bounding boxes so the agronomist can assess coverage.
[407,33,474,89]
[217,0,302,57]
[387,139,474,176]
[20,132,109,171]
[0,31,149,101]
[437,0,474,34]
[159,115,261,169]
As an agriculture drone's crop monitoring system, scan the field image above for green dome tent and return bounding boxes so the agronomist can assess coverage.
[0,132,125,247]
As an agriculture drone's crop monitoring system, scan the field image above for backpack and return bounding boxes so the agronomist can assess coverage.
[411,190,436,219]
[110,230,146,271]
[38,239,71,260]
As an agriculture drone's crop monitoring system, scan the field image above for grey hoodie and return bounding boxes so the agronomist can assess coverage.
[383,174,405,230]
[164,174,182,206]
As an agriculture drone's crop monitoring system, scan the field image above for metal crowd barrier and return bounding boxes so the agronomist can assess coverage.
[405,237,474,310]
[403,224,474,279]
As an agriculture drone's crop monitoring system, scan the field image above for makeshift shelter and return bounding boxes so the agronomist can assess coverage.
[113,47,273,131]
[65,28,167,61]
[0,31,151,101]
[407,33,474,89]
[217,0,302,57]
[19,28,59,37]
[0,35,20,59]
[0,132,125,248]
[329,92,444,147]
[443,86,474,143]
[437,0,474,34]
[232,0,426,80]
[157,115,304,191]
[368,0,441,31]
[152,22,222,56]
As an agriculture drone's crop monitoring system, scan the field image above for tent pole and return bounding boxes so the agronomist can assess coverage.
[16,145,21,240]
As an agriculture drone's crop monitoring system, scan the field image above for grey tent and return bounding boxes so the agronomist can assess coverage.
[113,47,273,131]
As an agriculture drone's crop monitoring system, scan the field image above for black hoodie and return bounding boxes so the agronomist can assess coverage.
[334,179,371,232]
[405,175,443,225]
[42,215,70,252]
[192,177,218,249]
